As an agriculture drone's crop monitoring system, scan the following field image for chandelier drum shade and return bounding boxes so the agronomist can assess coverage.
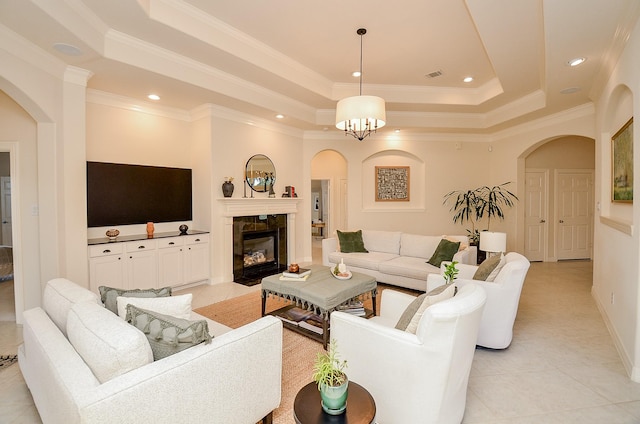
[335,28,386,141]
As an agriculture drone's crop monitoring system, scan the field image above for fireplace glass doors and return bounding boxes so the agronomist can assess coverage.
[233,214,287,285]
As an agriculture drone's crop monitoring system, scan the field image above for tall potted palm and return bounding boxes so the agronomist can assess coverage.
[443,182,518,243]
[442,188,483,245]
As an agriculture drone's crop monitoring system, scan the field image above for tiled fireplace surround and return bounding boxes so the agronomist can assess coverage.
[219,198,299,284]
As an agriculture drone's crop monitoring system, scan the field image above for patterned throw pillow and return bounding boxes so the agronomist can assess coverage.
[395,283,456,333]
[125,304,212,360]
[427,239,461,267]
[99,286,172,314]
[336,230,368,253]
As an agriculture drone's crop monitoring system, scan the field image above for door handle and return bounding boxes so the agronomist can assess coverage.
[540,219,546,223]
[559,220,564,223]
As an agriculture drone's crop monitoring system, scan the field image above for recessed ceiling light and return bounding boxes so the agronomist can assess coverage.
[53,42,83,56]
[352,71,361,77]
[147,94,160,101]
[275,114,285,119]
[394,129,401,133]
[568,57,586,67]
[463,76,474,83]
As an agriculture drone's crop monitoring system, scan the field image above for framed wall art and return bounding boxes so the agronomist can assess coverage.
[375,166,410,202]
[612,117,633,203]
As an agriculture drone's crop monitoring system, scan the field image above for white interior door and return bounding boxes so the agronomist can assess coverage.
[1,176,11,246]
[555,171,593,260]
[524,171,547,261]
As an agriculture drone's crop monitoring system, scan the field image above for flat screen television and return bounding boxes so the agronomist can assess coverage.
[87,161,192,228]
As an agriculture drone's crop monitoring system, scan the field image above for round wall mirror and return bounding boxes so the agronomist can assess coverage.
[246,154,276,193]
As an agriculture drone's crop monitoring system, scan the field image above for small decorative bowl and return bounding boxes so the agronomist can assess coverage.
[105,229,120,240]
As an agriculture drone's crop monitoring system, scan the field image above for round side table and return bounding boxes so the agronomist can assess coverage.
[293,381,376,424]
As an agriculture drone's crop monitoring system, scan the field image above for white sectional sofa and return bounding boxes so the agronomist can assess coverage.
[322,230,475,291]
[18,278,282,424]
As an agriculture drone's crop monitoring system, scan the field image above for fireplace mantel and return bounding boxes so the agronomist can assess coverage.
[218,198,300,283]
[218,198,300,217]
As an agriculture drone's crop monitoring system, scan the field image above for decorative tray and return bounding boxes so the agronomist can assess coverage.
[330,269,352,280]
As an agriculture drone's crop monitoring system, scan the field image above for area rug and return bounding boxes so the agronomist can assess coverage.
[194,287,388,423]
[0,354,18,371]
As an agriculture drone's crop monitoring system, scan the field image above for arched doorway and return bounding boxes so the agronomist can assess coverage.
[310,150,347,263]
[522,136,595,261]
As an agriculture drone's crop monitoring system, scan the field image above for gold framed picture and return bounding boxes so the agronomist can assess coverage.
[375,166,410,202]
[612,117,633,203]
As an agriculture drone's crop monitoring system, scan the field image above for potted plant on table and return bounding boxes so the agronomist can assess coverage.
[443,261,459,284]
[312,339,348,415]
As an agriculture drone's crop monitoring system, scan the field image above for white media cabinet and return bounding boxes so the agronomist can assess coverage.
[88,230,210,293]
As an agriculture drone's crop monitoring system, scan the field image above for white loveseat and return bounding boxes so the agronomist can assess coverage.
[322,230,475,291]
[18,278,283,424]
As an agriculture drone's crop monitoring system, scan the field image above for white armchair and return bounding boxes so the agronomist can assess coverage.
[427,252,531,349]
[331,284,486,424]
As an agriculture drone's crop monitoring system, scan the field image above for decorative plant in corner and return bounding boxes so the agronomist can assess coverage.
[443,261,459,284]
[443,182,519,244]
[313,338,348,415]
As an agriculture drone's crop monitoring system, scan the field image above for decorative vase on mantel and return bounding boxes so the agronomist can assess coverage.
[222,177,234,198]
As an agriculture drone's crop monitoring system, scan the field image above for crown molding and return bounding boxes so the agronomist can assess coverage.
[492,102,595,140]
[104,29,318,124]
[308,102,594,142]
[87,89,191,121]
[332,77,504,106]
[191,104,303,138]
[0,24,67,80]
[31,0,108,54]
[140,0,334,99]
[484,90,546,127]
[64,66,93,86]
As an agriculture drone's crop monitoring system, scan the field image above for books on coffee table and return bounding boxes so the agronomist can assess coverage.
[282,268,311,278]
[279,274,310,282]
[274,306,324,333]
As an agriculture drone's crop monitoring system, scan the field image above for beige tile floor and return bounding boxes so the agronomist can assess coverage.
[2,248,640,423]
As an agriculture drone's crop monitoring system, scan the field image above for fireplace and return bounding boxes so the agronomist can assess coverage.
[233,214,287,285]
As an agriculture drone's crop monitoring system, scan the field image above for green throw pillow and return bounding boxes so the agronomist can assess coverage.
[125,304,212,360]
[337,230,368,253]
[427,239,460,267]
[99,286,172,314]
[473,253,504,281]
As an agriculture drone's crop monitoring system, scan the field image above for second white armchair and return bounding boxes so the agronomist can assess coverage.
[428,252,531,349]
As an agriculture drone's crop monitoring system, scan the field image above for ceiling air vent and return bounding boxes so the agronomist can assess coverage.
[425,70,443,79]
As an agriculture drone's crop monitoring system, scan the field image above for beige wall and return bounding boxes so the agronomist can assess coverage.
[592,17,640,381]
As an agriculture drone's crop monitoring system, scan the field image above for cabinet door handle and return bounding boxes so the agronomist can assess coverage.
[540,219,546,223]
[559,220,564,223]
[138,245,145,249]
[195,238,200,242]
[103,249,111,254]
[169,242,175,245]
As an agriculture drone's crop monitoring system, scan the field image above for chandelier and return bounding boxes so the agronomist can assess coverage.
[335,28,386,141]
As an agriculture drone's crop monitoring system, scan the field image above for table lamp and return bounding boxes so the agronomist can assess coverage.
[480,231,506,257]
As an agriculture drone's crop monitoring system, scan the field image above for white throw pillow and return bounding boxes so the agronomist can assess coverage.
[116,293,193,320]
[404,283,456,334]
[67,301,153,383]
